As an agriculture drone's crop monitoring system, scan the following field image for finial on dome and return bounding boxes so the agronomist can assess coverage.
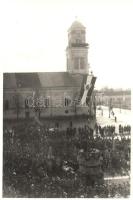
[75,16,78,20]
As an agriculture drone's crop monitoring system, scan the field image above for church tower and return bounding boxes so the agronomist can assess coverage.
[66,20,89,74]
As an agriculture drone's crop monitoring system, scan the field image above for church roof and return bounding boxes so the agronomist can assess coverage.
[3,73,41,89]
[3,72,84,89]
[3,73,17,89]
[38,72,83,87]
[15,73,41,88]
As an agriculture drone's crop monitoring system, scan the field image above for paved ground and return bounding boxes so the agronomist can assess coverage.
[96,106,131,134]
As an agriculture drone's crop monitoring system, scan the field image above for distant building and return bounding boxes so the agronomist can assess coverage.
[3,20,96,130]
[95,90,131,110]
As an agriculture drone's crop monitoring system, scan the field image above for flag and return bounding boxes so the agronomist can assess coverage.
[80,75,93,105]
[74,74,88,104]
[78,74,88,100]
[86,76,96,106]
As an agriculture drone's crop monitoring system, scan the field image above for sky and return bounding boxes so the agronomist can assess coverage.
[0,0,133,89]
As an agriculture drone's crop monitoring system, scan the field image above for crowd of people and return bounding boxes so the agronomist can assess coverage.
[119,124,131,134]
[95,124,115,137]
[3,120,131,197]
[95,124,131,137]
[3,170,130,198]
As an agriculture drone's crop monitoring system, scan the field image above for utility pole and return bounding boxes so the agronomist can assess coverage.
[108,98,112,118]
[119,99,121,113]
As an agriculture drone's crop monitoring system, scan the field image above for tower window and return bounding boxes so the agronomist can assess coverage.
[74,57,85,69]
[76,39,82,43]
[74,57,79,69]
[80,57,85,69]
[67,58,69,69]
[71,30,76,34]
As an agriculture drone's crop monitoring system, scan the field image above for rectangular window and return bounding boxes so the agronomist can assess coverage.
[72,30,76,34]
[25,99,29,109]
[64,97,71,107]
[70,121,73,128]
[76,39,81,43]
[4,100,9,110]
[45,97,50,107]
[74,57,79,69]
[55,122,59,128]
[74,57,85,69]
[80,57,85,69]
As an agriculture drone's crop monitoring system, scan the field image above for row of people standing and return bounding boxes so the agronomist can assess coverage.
[119,124,131,134]
[95,124,115,137]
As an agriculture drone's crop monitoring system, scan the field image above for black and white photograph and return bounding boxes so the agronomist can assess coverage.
[1,0,132,198]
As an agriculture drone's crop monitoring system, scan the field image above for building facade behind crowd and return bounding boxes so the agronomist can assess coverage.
[95,89,131,110]
[3,21,96,130]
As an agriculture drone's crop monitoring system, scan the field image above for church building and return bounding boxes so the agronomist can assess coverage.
[3,20,96,130]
